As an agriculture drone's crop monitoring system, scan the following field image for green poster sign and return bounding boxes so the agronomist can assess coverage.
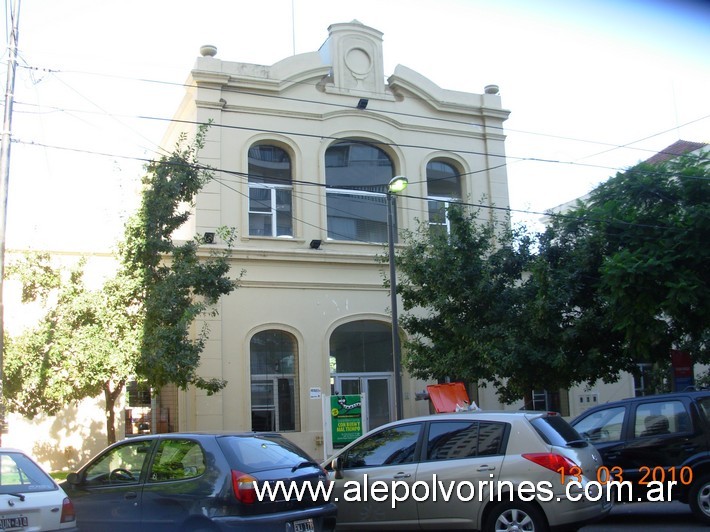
[330,395,363,447]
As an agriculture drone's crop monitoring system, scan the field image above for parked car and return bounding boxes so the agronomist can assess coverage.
[323,411,611,531]
[61,432,337,532]
[0,448,78,531]
[570,390,710,524]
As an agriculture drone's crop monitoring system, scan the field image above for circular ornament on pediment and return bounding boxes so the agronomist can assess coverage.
[344,47,373,77]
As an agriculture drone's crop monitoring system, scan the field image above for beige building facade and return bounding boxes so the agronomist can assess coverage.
[161,20,511,458]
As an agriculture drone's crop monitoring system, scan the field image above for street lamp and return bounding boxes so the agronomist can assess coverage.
[387,175,407,421]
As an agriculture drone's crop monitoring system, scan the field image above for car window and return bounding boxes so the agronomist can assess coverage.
[0,452,56,493]
[425,421,505,461]
[573,407,626,443]
[84,440,152,486]
[148,439,206,482]
[343,423,422,469]
[696,397,710,423]
[634,400,690,438]
[532,414,588,447]
[219,434,315,473]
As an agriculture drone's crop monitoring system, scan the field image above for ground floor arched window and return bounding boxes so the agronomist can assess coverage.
[250,330,300,432]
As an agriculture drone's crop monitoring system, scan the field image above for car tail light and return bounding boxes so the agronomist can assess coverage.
[231,470,258,504]
[60,497,76,523]
[523,453,579,476]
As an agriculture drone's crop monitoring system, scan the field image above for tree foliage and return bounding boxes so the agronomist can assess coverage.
[2,126,239,444]
[542,154,709,365]
[394,154,709,403]
[3,253,139,444]
[119,125,240,394]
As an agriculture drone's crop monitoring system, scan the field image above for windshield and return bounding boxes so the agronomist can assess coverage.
[217,434,316,473]
[531,415,588,448]
[0,452,56,494]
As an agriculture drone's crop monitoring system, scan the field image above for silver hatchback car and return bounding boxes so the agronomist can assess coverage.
[324,411,612,531]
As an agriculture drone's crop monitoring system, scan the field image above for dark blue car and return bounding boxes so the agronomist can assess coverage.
[61,432,337,532]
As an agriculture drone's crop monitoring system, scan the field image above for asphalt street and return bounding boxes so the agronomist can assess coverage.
[581,501,706,531]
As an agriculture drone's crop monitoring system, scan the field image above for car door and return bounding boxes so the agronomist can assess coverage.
[619,399,698,486]
[67,438,154,532]
[415,420,507,530]
[140,438,212,531]
[330,422,423,529]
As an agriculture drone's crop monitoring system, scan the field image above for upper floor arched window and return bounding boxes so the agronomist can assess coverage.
[248,145,293,237]
[325,140,395,243]
[426,159,462,235]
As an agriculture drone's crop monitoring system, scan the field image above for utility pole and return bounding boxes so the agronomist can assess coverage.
[0,0,22,443]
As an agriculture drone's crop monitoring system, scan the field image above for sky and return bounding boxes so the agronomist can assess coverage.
[4,0,710,251]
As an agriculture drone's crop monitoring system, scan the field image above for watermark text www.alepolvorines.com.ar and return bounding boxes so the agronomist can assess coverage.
[252,474,679,509]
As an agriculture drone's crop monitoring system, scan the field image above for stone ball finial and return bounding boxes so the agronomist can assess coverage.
[484,84,500,95]
[200,45,218,57]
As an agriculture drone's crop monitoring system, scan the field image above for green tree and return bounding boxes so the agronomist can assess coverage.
[393,153,709,406]
[393,206,555,404]
[120,126,240,394]
[3,253,139,444]
[540,154,709,370]
[2,127,239,444]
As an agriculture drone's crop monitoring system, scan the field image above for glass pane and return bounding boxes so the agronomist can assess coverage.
[427,160,461,198]
[339,379,361,395]
[148,439,206,482]
[344,424,421,468]
[248,145,291,185]
[325,140,394,242]
[329,320,392,373]
[478,422,506,456]
[276,188,293,236]
[84,441,152,486]
[573,406,626,443]
[249,213,273,236]
[634,400,687,438]
[218,434,314,473]
[0,452,55,493]
[427,422,478,460]
[367,378,391,430]
[326,191,388,242]
[249,187,272,212]
[250,330,299,432]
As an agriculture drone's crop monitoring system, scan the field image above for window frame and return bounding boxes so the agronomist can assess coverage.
[247,144,293,238]
[250,329,300,433]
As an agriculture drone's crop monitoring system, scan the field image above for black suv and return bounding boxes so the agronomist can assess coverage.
[571,390,710,524]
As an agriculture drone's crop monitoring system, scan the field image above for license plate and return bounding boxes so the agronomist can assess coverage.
[0,515,28,529]
[293,518,315,532]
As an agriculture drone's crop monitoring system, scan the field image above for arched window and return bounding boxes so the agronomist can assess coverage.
[329,320,393,373]
[329,320,395,430]
[325,140,394,242]
[248,145,293,237]
[426,160,462,235]
[250,330,299,432]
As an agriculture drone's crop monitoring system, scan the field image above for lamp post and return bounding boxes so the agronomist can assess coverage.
[387,175,407,421]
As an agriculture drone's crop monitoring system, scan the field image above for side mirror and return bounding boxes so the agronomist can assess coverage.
[65,472,81,486]
[331,456,344,480]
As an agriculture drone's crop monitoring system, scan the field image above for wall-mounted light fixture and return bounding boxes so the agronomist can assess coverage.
[357,98,369,110]
[203,232,215,244]
[309,239,322,250]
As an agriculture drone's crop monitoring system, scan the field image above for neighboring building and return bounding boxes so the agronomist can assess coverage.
[157,20,511,457]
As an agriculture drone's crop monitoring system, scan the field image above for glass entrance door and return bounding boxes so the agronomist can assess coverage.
[334,374,394,431]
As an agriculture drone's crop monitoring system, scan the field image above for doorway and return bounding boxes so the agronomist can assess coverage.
[333,374,394,431]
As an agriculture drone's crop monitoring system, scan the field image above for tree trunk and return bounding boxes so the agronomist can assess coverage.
[103,380,126,445]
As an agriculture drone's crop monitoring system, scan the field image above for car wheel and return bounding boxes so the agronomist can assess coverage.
[484,500,549,532]
[689,474,710,524]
